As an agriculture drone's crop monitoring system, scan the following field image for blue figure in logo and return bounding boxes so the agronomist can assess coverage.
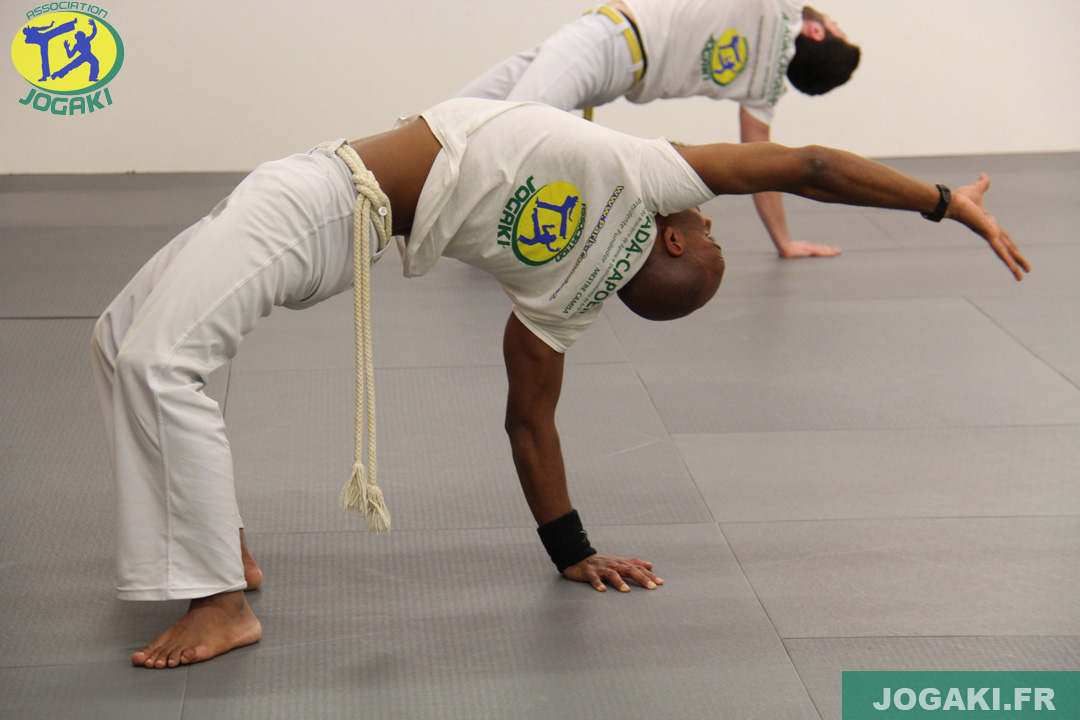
[21,18,78,81]
[518,195,579,253]
[51,18,100,82]
[713,32,745,76]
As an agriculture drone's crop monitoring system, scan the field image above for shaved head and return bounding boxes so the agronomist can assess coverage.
[617,209,725,321]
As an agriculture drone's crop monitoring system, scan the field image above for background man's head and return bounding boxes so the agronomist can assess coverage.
[787,6,861,96]
[617,209,725,321]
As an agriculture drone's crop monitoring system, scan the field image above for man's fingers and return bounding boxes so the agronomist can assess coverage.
[626,567,659,590]
[993,231,1029,281]
[967,174,991,205]
[605,569,631,592]
[997,243,1023,281]
[565,554,663,592]
[1006,232,1031,273]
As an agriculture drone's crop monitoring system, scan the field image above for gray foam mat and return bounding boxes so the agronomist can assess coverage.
[178,524,817,720]
[0,173,245,229]
[722,516,1080,638]
[0,662,188,720]
[676,426,1080,522]
[603,295,1080,433]
[0,225,185,317]
[970,294,1080,386]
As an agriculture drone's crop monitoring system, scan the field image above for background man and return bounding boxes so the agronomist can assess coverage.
[454,0,861,258]
[91,98,1026,670]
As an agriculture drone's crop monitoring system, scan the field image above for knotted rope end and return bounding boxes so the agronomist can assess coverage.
[340,462,391,533]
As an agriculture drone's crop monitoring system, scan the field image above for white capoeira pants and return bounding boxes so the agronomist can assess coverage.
[452,10,637,112]
[91,140,380,601]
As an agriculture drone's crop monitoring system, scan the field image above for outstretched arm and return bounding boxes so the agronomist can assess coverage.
[676,142,1029,280]
[739,107,841,259]
[503,313,661,592]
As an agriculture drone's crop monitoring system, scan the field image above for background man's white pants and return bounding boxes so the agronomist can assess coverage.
[91,142,369,601]
[453,11,636,111]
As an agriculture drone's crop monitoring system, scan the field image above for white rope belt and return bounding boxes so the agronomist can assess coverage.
[317,139,393,532]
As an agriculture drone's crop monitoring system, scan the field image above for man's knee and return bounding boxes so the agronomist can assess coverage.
[91,313,118,375]
[113,341,164,395]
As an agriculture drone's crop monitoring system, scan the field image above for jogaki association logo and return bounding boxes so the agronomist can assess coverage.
[11,6,124,115]
[701,28,748,86]
[497,176,586,267]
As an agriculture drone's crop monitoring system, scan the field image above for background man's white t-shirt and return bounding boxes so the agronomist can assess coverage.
[624,0,803,125]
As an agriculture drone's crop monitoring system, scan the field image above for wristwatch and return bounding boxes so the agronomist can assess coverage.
[921,184,951,222]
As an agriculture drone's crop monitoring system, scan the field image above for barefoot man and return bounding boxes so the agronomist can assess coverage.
[91,98,1028,669]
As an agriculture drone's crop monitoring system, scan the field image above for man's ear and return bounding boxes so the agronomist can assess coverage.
[661,225,685,257]
[802,19,826,41]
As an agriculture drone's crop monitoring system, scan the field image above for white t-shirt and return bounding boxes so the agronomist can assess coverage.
[399,99,714,352]
[624,0,803,125]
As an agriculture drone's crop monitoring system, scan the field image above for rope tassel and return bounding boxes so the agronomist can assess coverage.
[340,461,390,533]
[320,139,393,533]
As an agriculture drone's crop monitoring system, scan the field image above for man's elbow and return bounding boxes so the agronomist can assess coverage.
[505,412,545,435]
[504,408,555,443]
[504,407,534,440]
[785,145,835,196]
[800,145,830,181]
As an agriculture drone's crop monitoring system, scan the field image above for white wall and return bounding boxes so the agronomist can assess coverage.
[2,0,1078,173]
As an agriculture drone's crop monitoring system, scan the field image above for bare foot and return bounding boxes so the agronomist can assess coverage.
[240,529,263,591]
[778,240,842,258]
[131,590,262,668]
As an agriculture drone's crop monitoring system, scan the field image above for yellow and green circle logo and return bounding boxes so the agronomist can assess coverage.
[512,181,586,266]
[708,28,748,86]
[11,11,123,95]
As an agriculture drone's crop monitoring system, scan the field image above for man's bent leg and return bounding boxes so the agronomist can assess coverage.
[99,147,360,666]
[92,208,222,472]
[452,48,537,102]
[108,149,358,601]
[501,13,637,111]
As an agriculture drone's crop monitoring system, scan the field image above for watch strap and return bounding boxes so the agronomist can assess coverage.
[921,184,952,222]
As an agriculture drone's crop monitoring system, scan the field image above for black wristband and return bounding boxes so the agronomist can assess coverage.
[921,183,951,222]
[537,509,597,572]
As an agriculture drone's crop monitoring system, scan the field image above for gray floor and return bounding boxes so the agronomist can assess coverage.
[1,153,1078,719]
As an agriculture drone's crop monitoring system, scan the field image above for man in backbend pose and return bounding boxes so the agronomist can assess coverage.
[91,97,1027,669]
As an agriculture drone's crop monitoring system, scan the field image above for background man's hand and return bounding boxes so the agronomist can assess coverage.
[779,240,842,258]
[947,174,1030,281]
[562,554,664,592]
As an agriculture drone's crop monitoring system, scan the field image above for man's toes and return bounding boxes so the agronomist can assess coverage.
[135,647,166,668]
[164,644,189,668]
[145,645,171,668]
